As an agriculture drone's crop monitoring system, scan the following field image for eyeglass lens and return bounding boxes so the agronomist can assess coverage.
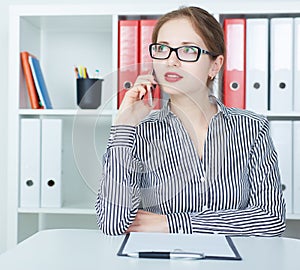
[150,44,200,61]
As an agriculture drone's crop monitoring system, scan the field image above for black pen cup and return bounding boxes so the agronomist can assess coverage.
[76,78,103,109]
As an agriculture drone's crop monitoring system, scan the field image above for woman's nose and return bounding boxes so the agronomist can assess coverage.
[167,51,181,67]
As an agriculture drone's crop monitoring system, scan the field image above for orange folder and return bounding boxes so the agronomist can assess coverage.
[20,51,43,109]
[118,20,139,108]
[223,18,246,109]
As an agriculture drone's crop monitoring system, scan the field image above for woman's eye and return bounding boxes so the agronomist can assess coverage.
[157,45,167,52]
[183,46,197,54]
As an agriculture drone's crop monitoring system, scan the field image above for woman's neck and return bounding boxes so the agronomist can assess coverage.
[169,93,217,128]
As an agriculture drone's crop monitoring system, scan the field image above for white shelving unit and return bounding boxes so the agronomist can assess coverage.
[7,2,300,248]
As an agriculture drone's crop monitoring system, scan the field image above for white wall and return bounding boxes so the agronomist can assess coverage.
[1,0,299,254]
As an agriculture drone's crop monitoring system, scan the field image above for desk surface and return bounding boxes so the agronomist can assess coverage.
[0,229,299,270]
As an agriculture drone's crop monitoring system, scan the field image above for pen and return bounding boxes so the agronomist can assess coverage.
[94,69,100,79]
[126,251,205,260]
[84,67,89,78]
[74,66,79,78]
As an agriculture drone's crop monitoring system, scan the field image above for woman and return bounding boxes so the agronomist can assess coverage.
[96,6,286,236]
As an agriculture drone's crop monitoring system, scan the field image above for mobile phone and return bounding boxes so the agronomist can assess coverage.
[148,85,153,107]
[148,69,158,107]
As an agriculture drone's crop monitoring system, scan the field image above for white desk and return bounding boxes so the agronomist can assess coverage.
[0,229,299,270]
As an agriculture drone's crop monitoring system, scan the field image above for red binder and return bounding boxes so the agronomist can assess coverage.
[20,51,43,109]
[118,20,139,108]
[139,19,161,109]
[223,18,246,109]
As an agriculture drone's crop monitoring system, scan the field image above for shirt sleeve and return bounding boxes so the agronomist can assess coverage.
[166,119,286,236]
[95,125,142,235]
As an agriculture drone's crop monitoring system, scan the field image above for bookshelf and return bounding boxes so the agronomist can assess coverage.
[7,2,300,248]
[19,109,117,116]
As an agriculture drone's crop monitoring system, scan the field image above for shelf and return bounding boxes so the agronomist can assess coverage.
[18,109,300,118]
[265,111,300,120]
[24,15,113,33]
[18,204,96,215]
[19,109,116,116]
[286,214,300,220]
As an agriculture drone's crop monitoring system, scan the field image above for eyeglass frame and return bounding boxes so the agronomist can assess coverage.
[149,43,218,62]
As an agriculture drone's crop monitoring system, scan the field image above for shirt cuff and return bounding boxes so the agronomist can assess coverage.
[166,212,192,234]
[107,125,136,148]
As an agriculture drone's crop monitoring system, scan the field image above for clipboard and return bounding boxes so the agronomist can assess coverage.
[117,232,242,260]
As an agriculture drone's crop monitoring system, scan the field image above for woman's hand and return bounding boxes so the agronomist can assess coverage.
[125,210,169,233]
[114,74,157,126]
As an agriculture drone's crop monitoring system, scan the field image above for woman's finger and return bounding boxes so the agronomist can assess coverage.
[134,74,157,86]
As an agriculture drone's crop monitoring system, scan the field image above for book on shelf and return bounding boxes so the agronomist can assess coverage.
[41,119,62,207]
[245,18,269,113]
[20,118,41,207]
[118,20,139,108]
[223,18,246,109]
[29,56,53,109]
[20,51,43,109]
[270,18,293,112]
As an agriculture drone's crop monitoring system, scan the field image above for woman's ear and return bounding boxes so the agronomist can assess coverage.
[209,55,224,78]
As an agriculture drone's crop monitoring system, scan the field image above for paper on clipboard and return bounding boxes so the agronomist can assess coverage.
[118,232,242,260]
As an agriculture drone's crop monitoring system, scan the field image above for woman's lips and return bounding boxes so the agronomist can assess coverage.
[164,72,183,82]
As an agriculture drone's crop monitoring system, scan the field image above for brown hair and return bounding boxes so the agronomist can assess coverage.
[152,6,225,59]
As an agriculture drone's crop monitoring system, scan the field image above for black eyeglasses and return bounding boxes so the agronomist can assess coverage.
[149,43,217,62]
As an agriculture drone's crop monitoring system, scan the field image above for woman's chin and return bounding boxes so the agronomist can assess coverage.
[159,84,184,96]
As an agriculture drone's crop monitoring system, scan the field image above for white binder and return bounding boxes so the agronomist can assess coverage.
[41,119,62,207]
[294,18,300,112]
[246,19,269,113]
[270,121,293,214]
[293,121,300,214]
[270,18,294,112]
[20,119,41,208]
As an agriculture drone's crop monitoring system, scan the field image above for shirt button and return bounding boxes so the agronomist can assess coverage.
[200,177,206,182]
[203,205,208,211]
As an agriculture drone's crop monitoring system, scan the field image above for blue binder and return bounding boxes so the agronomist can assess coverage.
[29,56,53,109]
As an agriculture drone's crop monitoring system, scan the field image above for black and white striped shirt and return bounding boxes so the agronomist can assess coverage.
[96,97,286,236]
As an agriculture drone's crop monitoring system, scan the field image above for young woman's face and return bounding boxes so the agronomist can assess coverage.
[153,18,213,97]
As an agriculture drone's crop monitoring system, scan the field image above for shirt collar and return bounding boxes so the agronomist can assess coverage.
[157,99,172,121]
[213,96,231,120]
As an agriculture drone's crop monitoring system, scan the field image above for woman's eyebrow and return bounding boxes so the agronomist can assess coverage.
[156,41,201,46]
[181,41,201,46]
[156,41,169,44]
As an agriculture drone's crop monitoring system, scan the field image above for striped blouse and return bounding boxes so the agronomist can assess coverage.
[96,97,286,236]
